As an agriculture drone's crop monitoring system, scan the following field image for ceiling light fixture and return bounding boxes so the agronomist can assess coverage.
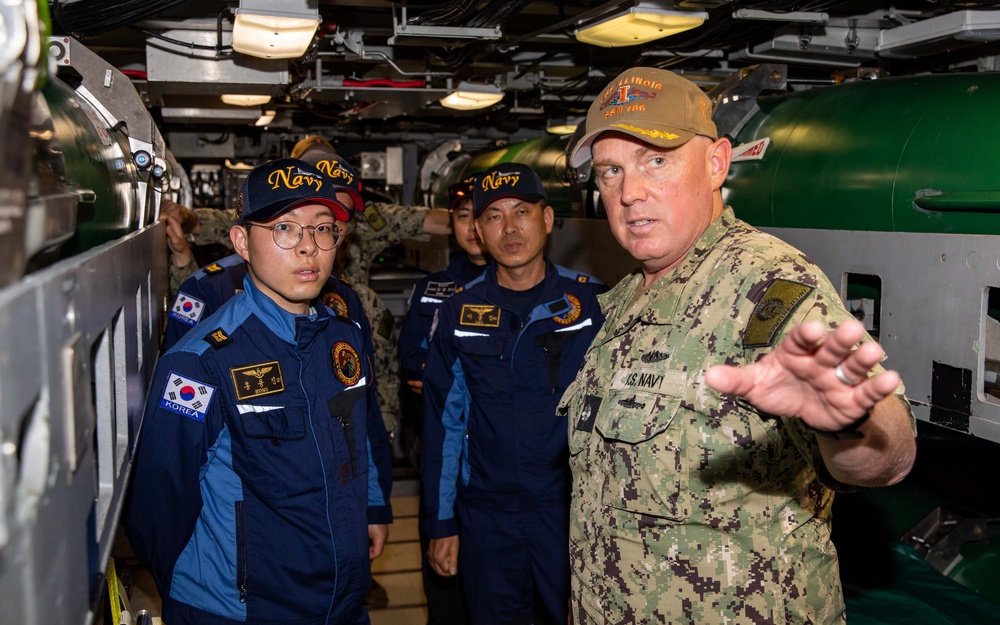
[232,0,321,60]
[546,117,583,135]
[440,82,505,111]
[256,110,277,126]
[221,94,272,106]
[574,2,707,48]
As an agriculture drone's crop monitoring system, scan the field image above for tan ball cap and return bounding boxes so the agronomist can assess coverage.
[570,67,718,168]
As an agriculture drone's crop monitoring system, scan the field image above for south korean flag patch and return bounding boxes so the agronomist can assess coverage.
[170,292,206,326]
[160,371,216,422]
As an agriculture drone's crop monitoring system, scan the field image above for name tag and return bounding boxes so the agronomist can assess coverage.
[610,367,685,395]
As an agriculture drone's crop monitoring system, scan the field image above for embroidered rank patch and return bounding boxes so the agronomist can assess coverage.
[377,309,395,340]
[231,361,285,400]
[460,304,501,328]
[425,281,458,299]
[160,371,216,422]
[323,292,349,318]
[553,294,582,325]
[363,204,387,231]
[744,279,814,348]
[204,263,223,274]
[203,328,232,350]
[333,341,362,386]
[576,395,601,433]
[169,292,206,326]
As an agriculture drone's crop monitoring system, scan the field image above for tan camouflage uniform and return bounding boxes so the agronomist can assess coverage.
[169,257,199,296]
[187,203,429,433]
[560,208,914,625]
[340,274,400,435]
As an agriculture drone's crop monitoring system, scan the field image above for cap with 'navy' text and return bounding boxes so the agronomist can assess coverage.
[298,149,365,213]
[235,158,352,224]
[472,163,547,218]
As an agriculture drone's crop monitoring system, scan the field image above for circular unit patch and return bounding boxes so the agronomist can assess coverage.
[333,341,362,386]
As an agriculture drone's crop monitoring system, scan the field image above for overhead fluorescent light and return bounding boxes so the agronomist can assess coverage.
[440,82,504,111]
[546,124,578,135]
[547,117,583,135]
[232,0,321,59]
[221,94,272,106]
[256,110,277,126]
[575,2,707,48]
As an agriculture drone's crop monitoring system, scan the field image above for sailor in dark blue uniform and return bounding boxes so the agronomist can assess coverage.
[421,163,605,625]
[125,158,392,625]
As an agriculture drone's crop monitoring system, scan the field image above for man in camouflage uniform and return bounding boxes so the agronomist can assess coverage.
[560,67,918,624]
[161,137,451,435]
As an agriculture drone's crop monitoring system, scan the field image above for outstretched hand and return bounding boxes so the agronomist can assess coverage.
[705,319,900,433]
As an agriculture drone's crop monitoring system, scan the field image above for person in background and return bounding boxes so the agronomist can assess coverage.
[125,158,392,625]
[398,175,487,432]
[396,174,485,625]
[421,163,605,625]
[561,66,917,624]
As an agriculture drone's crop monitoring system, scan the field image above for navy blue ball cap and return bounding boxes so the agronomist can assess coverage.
[448,174,477,210]
[236,158,352,224]
[297,149,365,214]
[473,163,547,218]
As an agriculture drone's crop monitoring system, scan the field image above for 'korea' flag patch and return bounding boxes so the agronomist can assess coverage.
[170,292,206,326]
[160,371,216,422]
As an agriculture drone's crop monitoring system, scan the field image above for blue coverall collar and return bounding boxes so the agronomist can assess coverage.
[240,273,330,344]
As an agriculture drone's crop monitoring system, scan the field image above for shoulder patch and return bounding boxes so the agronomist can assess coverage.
[744,279,814,348]
[323,291,349,318]
[460,304,501,327]
[553,294,582,325]
[169,292,206,326]
[363,204,387,232]
[377,309,395,339]
[231,361,285,400]
[203,328,232,350]
[203,263,224,274]
[332,341,362,386]
[160,371,216,422]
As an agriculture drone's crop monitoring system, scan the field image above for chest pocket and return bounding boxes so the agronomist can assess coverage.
[236,405,309,500]
[239,407,307,442]
[455,334,505,362]
[593,391,689,521]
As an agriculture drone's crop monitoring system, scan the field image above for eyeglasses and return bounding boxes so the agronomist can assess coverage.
[245,220,343,250]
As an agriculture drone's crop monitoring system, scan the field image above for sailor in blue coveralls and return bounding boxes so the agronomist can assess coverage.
[421,163,605,625]
[124,158,392,625]
[398,175,487,435]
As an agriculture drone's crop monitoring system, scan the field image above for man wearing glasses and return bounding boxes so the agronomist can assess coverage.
[124,158,393,625]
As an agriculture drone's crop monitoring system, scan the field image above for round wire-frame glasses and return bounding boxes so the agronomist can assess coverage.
[246,220,342,250]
